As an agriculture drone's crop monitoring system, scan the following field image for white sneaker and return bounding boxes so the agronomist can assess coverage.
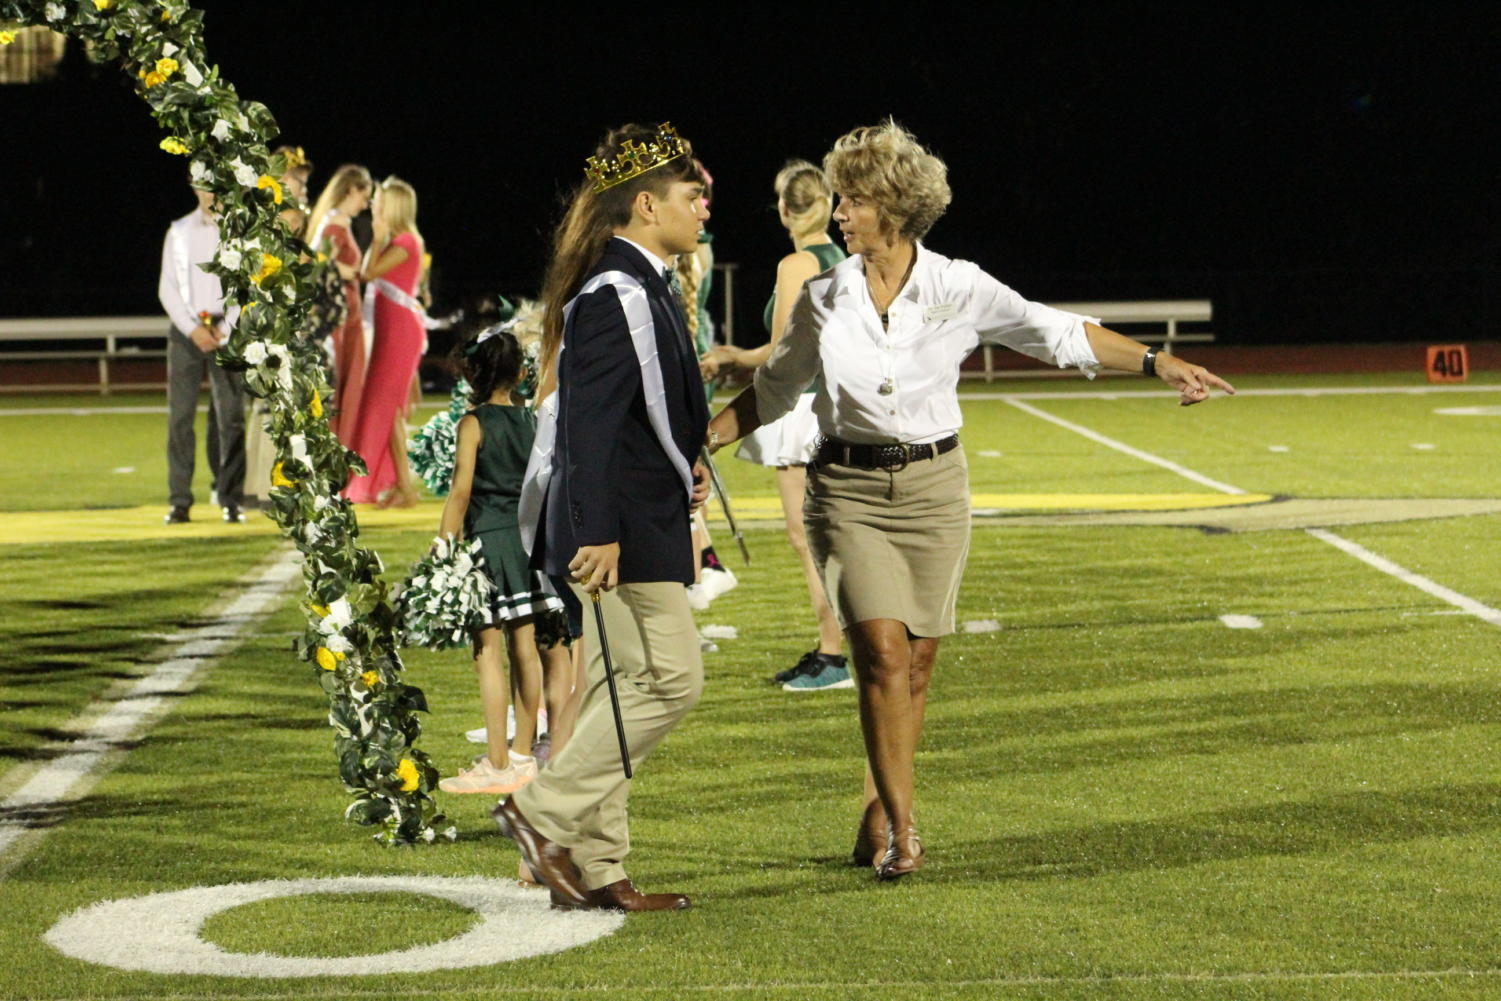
[507,751,538,785]
[465,727,488,744]
[685,582,709,611]
[696,566,738,605]
[438,755,535,795]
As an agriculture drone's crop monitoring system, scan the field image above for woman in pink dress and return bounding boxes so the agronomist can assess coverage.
[305,164,373,443]
[344,176,427,507]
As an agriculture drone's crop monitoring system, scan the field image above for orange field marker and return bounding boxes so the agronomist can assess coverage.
[1426,344,1469,383]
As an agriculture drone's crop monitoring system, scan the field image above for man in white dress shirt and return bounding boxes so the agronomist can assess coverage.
[158,183,246,524]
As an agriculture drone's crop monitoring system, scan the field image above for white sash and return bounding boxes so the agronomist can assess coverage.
[516,270,693,558]
[518,392,557,558]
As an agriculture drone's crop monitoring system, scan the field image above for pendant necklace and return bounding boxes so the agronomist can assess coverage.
[868,252,915,398]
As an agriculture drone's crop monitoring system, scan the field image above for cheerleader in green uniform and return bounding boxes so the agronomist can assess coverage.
[437,325,571,795]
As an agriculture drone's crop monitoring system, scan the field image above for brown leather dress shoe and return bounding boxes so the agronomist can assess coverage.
[491,798,590,907]
[874,827,925,882]
[551,878,691,912]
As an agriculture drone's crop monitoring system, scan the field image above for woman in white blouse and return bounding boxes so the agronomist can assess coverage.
[706,120,1233,881]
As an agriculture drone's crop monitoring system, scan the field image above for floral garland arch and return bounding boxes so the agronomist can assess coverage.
[1,0,440,844]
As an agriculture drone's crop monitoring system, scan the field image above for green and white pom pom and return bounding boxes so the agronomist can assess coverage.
[406,381,473,497]
[396,535,495,650]
[447,379,472,419]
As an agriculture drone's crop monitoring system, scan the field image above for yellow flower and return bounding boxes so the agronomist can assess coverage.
[0,32,15,45]
[251,253,283,286]
[396,759,419,792]
[309,602,330,617]
[271,461,295,488]
[160,9,171,21]
[315,647,339,671]
[159,137,190,156]
[257,174,284,205]
[143,70,167,88]
[310,390,323,419]
[94,0,114,10]
[361,670,379,688]
[155,57,178,77]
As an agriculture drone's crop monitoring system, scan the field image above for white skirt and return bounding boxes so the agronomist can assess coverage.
[735,393,819,467]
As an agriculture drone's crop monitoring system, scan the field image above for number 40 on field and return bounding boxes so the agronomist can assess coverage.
[1426,344,1468,384]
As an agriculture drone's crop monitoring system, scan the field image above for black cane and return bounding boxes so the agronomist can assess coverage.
[703,449,751,565]
[589,589,633,779]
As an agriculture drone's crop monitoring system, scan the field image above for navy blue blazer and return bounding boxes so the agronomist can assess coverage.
[534,238,710,585]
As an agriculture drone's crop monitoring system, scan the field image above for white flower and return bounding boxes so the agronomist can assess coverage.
[314,495,330,512]
[303,522,321,543]
[326,633,353,654]
[242,341,267,365]
[328,597,354,628]
[230,158,256,186]
[181,61,203,87]
[218,248,243,271]
[189,160,209,183]
[45,3,65,21]
[211,119,232,142]
[289,434,308,463]
[161,41,179,57]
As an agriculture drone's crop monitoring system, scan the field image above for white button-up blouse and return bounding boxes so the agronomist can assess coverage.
[754,244,1102,445]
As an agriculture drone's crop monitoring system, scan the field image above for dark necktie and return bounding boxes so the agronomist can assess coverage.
[664,265,683,298]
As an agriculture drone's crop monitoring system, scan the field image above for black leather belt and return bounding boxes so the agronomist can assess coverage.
[813,434,959,472]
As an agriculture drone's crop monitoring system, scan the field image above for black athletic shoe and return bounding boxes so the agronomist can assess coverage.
[773,650,821,684]
[164,505,190,524]
[222,505,246,523]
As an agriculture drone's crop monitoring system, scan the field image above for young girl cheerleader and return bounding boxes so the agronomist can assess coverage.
[436,325,567,795]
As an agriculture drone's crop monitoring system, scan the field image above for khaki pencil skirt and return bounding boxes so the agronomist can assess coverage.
[803,444,971,638]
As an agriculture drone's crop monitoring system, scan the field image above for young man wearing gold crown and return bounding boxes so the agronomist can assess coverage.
[497,124,712,912]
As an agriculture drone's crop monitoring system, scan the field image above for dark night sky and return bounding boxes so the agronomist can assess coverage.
[3,4,1498,345]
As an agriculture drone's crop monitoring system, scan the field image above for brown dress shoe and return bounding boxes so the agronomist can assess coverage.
[491,798,590,907]
[552,878,690,912]
[851,799,888,868]
[874,827,925,881]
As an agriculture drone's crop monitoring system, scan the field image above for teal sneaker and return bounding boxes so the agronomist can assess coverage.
[782,655,854,692]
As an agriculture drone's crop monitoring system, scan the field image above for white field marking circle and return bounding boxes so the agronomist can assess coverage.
[1434,406,1501,416]
[45,876,624,978]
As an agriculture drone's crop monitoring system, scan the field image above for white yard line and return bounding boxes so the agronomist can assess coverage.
[965,383,1501,402]
[1008,399,1501,630]
[1003,398,1248,495]
[13,384,1499,417]
[56,966,1501,999]
[0,548,301,870]
[1306,529,1501,626]
[0,403,449,417]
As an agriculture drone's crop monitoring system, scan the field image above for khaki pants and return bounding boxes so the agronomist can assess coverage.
[511,580,703,889]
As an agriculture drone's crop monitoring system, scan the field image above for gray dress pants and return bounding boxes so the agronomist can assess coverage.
[166,326,246,510]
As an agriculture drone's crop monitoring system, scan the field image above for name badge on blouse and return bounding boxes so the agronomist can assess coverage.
[923,302,960,323]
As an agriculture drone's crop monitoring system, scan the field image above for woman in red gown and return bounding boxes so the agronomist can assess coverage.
[344,176,427,507]
[305,164,373,444]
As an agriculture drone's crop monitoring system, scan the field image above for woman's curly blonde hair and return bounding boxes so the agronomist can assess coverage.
[823,118,951,242]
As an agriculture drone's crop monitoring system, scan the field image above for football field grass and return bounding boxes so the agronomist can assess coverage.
[1,372,1499,1000]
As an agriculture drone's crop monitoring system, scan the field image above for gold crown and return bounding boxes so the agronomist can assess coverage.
[584,123,687,193]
